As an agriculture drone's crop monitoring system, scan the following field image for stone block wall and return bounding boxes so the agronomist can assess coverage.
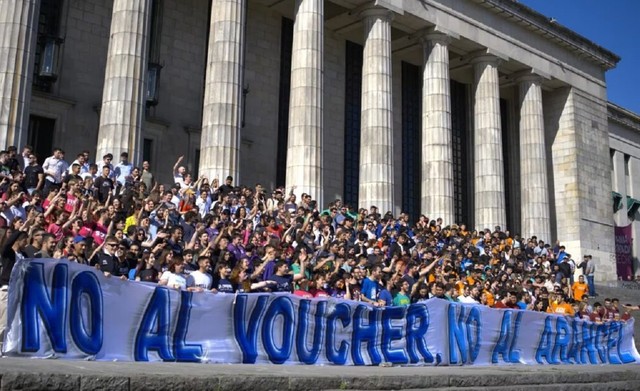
[574,89,615,280]
[53,0,113,156]
[322,30,346,202]
[146,0,207,182]
[241,3,282,189]
[544,87,615,281]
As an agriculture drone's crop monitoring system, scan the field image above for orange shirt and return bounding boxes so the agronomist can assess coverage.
[572,282,588,301]
[484,289,495,307]
[548,302,575,316]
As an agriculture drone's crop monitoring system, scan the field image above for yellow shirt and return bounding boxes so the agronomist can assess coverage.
[124,215,137,233]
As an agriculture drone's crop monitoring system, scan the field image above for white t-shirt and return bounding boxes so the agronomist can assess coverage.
[160,271,187,289]
[187,270,212,290]
[458,295,478,304]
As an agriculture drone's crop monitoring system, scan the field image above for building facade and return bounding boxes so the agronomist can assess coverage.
[0,0,635,281]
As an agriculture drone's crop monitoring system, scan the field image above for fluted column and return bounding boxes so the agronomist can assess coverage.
[421,32,454,225]
[285,0,323,203]
[199,0,245,182]
[518,73,550,241]
[471,54,506,230]
[0,0,40,149]
[97,0,152,164]
[358,8,394,214]
[612,150,629,227]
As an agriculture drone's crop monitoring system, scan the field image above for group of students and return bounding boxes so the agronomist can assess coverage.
[0,147,636,345]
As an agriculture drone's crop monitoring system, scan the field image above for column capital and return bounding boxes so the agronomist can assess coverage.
[358,6,394,22]
[418,26,459,46]
[512,69,550,84]
[468,49,508,67]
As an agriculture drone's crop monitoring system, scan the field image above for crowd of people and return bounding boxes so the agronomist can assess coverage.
[0,145,636,343]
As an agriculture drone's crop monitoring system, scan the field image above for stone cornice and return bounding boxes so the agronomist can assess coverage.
[608,102,640,133]
[477,0,621,70]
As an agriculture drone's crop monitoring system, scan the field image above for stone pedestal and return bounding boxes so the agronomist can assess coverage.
[472,54,506,230]
[518,74,550,241]
[285,0,323,203]
[199,0,246,182]
[0,0,40,149]
[358,8,394,214]
[97,0,152,163]
[421,33,453,225]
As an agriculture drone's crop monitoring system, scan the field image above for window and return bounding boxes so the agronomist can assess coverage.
[275,18,294,187]
[33,0,64,92]
[401,62,421,222]
[343,41,363,207]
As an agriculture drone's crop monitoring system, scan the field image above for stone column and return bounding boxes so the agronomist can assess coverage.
[518,74,551,241]
[0,0,40,149]
[200,0,246,182]
[612,150,629,227]
[628,157,640,276]
[471,54,506,230]
[285,0,323,204]
[421,32,454,225]
[358,8,394,215]
[97,0,152,164]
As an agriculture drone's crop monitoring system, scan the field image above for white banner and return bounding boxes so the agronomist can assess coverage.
[3,259,639,365]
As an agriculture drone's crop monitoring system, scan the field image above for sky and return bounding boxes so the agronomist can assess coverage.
[519,0,640,114]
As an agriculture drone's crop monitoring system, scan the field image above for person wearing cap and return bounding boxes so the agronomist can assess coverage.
[70,236,88,265]
[90,235,119,277]
[266,188,283,213]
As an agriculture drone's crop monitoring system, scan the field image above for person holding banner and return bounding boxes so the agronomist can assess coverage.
[158,257,188,290]
[267,259,306,293]
[187,256,213,292]
[0,230,29,352]
[361,265,383,307]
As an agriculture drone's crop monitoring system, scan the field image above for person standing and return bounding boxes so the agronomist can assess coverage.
[584,254,596,297]
[114,152,133,187]
[572,274,589,301]
[90,236,119,277]
[141,161,155,190]
[42,148,69,196]
[93,166,114,204]
[0,231,29,353]
[23,153,44,195]
[361,265,383,307]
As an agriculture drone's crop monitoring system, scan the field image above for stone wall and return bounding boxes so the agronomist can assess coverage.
[544,87,615,281]
[51,0,112,156]
[241,3,282,189]
[32,0,208,184]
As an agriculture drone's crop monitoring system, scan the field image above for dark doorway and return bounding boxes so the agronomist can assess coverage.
[28,115,56,161]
